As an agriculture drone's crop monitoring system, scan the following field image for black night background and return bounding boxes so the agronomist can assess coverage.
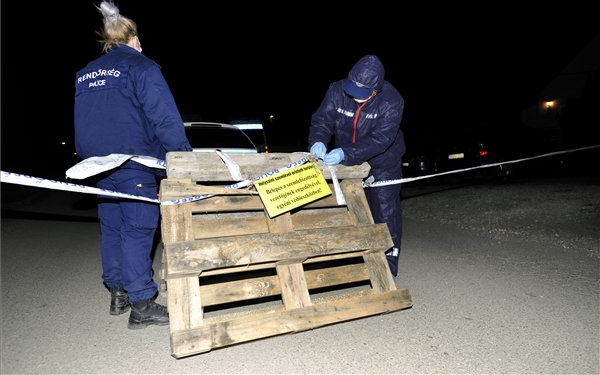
[1,1,599,179]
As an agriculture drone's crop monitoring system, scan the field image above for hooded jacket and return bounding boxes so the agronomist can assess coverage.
[74,44,191,165]
[309,55,405,176]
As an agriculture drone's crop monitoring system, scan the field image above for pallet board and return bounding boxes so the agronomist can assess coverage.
[159,152,412,358]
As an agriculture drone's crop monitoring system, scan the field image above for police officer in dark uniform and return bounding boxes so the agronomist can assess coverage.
[308,55,405,278]
[74,1,192,329]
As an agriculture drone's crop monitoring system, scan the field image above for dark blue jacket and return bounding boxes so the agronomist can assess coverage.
[309,56,405,176]
[74,45,191,165]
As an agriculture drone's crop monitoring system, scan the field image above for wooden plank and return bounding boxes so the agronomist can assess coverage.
[164,224,393,278]
[159,194,194,243]
[166,152,371,181]
[199,263,370,306]
[167,278,203,331]
[190,194,264,212]
[192,212,268,239]
[267,212,294,233]
[290,207,353,230]
[186,184,345,213]
[363,252,396,292]
[159,202,204,332]
[170,288,412,358]
[191,250,368,277]
[342,179,374,225]
[160,179,258,202]
[276,263,312,309]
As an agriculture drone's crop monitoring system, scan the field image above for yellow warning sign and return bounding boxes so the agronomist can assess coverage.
[254,162,332,218]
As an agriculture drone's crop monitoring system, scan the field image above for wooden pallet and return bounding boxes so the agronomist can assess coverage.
[159,152,412,358]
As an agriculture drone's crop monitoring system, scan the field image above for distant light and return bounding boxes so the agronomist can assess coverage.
[232,123,263,130]
[448,153,464,160]
[269,114,274,120]
[544,100,556,109]
[61,141,66,145]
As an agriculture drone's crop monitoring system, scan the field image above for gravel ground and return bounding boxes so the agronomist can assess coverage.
[402,177,600,259]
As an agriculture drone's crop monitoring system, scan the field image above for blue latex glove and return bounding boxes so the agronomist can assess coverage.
[310,142,327,159]
[323,148,344,166]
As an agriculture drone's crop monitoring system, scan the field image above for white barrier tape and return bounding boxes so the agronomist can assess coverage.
[327,165,346,206]
[363,144,600,188]
[66,154,166,179]
[161,156,311,206]
[301,152,346,205]
[160,179,254,206]
[1,171,160,203]
[6,145,596,206]
[1,157,311,207]
[215,150,243,181]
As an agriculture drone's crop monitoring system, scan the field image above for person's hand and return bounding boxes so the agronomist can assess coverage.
[323,148,344,166]
[310,142,327,159]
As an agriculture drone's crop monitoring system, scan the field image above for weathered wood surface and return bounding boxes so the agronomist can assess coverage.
[163,224,393,278]
[159,153,412,358]
[161,183,345,212]
[165,152,371,180]
[170,288,412,358]
[160,179,258,202]
[198,262,371,307]
[160,203,203,331]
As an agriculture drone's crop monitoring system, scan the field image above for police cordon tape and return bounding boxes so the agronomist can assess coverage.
[1,154,312,206]
[1,145,598,205]
[362,144,600,187]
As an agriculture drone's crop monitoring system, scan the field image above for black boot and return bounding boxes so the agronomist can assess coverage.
[128,299,169,329]
[109,286,130,316]
[385,247,400,278]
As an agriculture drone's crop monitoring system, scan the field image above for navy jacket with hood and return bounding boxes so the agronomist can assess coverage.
[74,44,191,166]
[309,55,405,177]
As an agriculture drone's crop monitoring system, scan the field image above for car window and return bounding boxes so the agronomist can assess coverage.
[230,120,269,153]
[184,122,258,153]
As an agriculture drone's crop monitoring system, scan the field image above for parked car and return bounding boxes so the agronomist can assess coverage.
[438,140,512,181]
[401,153,439,177]
[402,138,512,182]
[229,120,269,153]
[183,122,259,153]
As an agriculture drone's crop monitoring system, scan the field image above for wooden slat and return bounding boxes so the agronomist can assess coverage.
[190,250,368,278]
[342,179,374,225]
[164,224,393,278]
[190,194,264,212]
[170,288,412,357]
[290,207,353,230]
[167,278,204,331]
[199,263,370,306]
[159,195,194,243]
[186,184,346,213]
[192,212,268,239]
[165,152,371,181]
[363,252,396,292]
[160,179,258,202]
[160,203,204,332]
[276,263,312,309]
[267,212,294,233]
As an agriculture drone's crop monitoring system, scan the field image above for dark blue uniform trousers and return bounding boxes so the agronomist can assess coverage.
[364,171,403,277]
[96,168,160,303]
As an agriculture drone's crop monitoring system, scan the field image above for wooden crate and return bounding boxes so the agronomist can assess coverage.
[159,151,412,358]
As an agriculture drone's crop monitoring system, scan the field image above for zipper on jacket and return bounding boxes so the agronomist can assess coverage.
[352,92,377,144]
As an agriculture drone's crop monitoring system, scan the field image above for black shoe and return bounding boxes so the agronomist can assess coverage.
[109,286,130,316]
[128,299,169,329]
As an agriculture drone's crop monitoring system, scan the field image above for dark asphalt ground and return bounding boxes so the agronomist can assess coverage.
[1,172,599,374]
